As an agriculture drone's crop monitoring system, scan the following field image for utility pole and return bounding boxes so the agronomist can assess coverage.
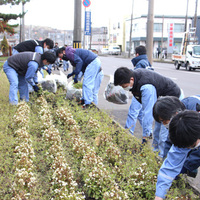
[184,0,189,32]
[73,0,82,48]
[21,1,25,41]
[194,0,198,28]
[128,0,134,58]
[146,0,154,64]
[161,15,164,60]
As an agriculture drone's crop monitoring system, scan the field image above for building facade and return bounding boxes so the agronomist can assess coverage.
[125,15,195,57]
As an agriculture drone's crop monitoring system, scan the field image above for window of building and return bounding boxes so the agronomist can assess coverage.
[174,23,185,32]
[154,23,163,32]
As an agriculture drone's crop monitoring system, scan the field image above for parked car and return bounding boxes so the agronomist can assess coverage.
[108,46,120,55]
[101,48,109,54]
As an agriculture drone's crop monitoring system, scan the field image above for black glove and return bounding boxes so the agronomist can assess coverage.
[73,77,78,83]
[47,68,51,75]
[35,82,38,85]
[67,73,73,79]
[33,85,39,92]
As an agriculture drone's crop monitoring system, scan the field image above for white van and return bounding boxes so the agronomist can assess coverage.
[108,46,120,55]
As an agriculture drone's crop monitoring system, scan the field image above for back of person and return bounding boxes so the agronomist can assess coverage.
[13,40,42,52]
[131,69,181,102]
[75,49,97,66]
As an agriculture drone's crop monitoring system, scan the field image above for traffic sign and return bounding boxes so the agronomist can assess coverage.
[83,0,91,7]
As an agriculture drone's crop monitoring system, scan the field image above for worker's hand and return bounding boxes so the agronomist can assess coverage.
[155,197,163,200]
[73,77,78,83]
[67,73,73,79]
[33,85,39,92]
[46,68,51,75]
[35,82,38,85]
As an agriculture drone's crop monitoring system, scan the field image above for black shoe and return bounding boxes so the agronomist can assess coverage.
[142,138,148,144]
[82,104,90,109]
[82,103,95,109]
[77,99,85,105]
[187,169,198,178]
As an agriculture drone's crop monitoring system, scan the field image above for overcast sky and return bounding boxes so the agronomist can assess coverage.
[1,0,199,30]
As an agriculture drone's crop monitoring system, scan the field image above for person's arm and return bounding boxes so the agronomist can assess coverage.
[67,54,83,82]
[140,84,157,137]
[25,61,39,86]
[155,145,190,199]
[35,46,43,54]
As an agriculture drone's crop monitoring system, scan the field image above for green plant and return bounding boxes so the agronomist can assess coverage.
[0,35,9,55]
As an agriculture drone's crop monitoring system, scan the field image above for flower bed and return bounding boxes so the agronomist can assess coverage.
[0,69,198,199]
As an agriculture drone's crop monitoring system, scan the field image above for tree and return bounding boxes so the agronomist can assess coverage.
[0,13,20,35]
[0,35,9,55]
[0,0,31,41]
[0,0,30,5]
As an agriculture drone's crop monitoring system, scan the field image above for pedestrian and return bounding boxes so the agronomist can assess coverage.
[56,46,104,107]
[153,95,200,158]
[3,51,56,105]
[155,110,200,200]
[114,67,184,145]
[54,42,59,51]
[157,47,161,58]
[126,45,154,136]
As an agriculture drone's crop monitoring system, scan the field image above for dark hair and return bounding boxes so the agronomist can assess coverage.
[169,110,200,148]
[41,51,56,64]
[135,45,147,55]
[114,67,134,86]
[43,38,54,49]
[153,96,185,122]
[56,47,65,57]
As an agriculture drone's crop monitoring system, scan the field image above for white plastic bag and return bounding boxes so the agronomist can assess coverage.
[41,74,57,93]
[66,81,82,100]
[52,71,68,89]
[104,75,129,104]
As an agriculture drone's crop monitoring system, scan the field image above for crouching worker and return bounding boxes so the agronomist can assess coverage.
[155,110,200,199]
[3,51,56,105]
[57,46,104,107]
[114,67,182,144]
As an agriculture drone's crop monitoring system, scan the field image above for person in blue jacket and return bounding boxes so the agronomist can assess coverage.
[126,45,154,138]
[155,110,200,200]
[153,95,200,160]
[114,67,184,144]
[3,51,56,105]
[56,46,104,107]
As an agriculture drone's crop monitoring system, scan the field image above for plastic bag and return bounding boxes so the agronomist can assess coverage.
[66,81,82,100]
[104,75,129,104]
[41,74,57,93]
[52,71,68,89]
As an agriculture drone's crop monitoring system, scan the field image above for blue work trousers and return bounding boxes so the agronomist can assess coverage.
[125,96,144,135]
[63,60,69,71]
[126,84,157,138]
[3,61,29,104]
[82,57,104,105]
